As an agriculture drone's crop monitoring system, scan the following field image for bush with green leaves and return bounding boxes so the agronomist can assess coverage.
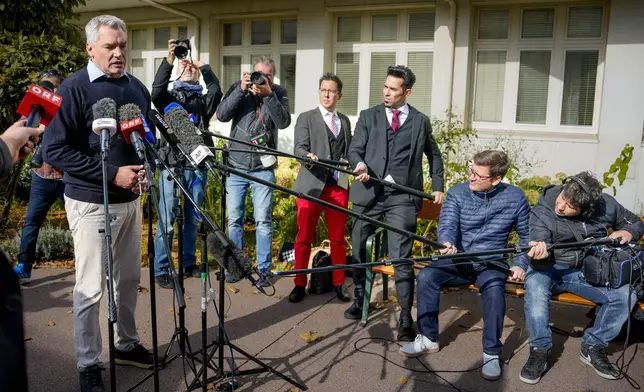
[1,224,74,262]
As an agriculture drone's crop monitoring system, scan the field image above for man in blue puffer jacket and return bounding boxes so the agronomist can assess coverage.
[399,150,531,381]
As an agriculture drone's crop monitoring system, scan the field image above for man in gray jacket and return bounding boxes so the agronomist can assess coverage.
[215,56,291,284]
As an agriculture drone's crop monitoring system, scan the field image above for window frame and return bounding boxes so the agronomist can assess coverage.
[471,2,607,136]
[332,9,436,118]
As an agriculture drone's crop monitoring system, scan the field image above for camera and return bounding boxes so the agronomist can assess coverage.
[250,71,268,86]
[173,39,191,60]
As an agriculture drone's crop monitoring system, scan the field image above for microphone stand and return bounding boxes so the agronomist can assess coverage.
[98,133,118,392]
[206,133,436,201]
[274,238,622,277]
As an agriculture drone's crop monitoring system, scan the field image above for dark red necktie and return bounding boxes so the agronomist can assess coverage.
[392,109,401,133]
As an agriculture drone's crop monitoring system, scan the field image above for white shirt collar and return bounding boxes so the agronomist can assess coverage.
[318,104,338,117]
[87,60,130,82]
[387,103,409,115]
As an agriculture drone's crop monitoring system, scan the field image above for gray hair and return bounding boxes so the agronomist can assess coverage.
[85,15,127,45]
[253,56,276,76]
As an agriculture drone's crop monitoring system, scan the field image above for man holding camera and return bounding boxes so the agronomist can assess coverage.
[151,39,222,289]
[216,56,291,284]
[520,172,644,384]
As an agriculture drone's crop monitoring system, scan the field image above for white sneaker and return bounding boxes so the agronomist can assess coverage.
[399,335,440,357]
[482,353,502,380]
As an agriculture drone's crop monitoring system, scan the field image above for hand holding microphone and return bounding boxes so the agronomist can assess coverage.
[1,119,44,163]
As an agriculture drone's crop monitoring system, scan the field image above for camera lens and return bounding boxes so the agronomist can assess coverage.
[174,40,190,59]
[250,71,267,85]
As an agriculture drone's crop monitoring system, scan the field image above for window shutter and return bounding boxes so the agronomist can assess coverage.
[473,51,506,122]
[516,51,551,124]
[337,16,361,42]
[280,54,296,113]
[522,8,555,38]
[223,23,242,46]
[131,29,147,50]
[561,51,599,126]
[335,53,360,116]
[369,52,396,107]
[154,27,170,49]
[407,52,433,114]
[568,6,603,38]
[478,10,509,39]
[409,12,435,41]
[372,14,398,41]
[251,21,271,45]
[222,56,242,92]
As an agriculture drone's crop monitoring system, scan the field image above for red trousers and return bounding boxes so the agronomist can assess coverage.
[294,184,349,288]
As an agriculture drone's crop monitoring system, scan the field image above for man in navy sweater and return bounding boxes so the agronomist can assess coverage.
[42,15,154,392]
[399,150,530,381]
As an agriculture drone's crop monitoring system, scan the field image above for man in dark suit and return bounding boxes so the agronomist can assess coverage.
[290,72,352,303]
[345,65,445,342]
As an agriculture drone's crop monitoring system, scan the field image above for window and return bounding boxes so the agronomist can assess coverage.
[219,18,297,113]
[129,24,188,90]
[472,4,605,132]
[334,10,435,116]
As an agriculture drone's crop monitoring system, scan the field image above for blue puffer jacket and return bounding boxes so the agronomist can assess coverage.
[438,182,531,270]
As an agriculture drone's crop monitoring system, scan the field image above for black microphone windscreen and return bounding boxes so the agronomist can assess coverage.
[118,103,143,123]
[92,98,117,121]
[206,233,253,281]
[38,80,55,92]
[164,106,202,151]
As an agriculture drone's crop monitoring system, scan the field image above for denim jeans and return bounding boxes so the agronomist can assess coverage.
[226,169,274,272]
[154,169,206,276]
[416,259,508,355]
[524,264,637,349]
[18,173,65,270]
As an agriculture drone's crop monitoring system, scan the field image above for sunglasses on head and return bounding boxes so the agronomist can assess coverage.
[39,69,64,80]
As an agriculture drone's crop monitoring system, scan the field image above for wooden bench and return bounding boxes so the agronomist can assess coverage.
[359,200,644,327]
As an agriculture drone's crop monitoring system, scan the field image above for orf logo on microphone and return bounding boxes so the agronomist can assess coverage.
[30,85,62,105]
[120,117,143,130]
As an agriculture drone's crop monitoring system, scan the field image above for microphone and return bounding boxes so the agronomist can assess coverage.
[149,108,198,169]
[91,98,118,154]
[118,103,147,160]
[16,80,63,128]
[163,105,213,169]
[206,232,268,295]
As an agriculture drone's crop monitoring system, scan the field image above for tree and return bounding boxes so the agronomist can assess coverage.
[0,0,89,130]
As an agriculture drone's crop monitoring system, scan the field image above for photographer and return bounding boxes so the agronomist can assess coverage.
[151,39,222,288]
[14,70,66,284]
[215,56,291,284]
[520,172,644,384]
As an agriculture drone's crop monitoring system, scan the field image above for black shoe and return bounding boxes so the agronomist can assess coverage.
[115,343,154,369]
[580,342,622,379]
[520,347,550,384]
[335,285,351,302]
[184,265,201,278]
[344,297,364,320]
[225,273,241,283]
[289,286,306,303]
[397,311,416,342]
[155,274,174,289]
[257,271,273,288]
[79,365,105,392]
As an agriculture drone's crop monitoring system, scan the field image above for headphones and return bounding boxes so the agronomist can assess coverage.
[562,176,596,218]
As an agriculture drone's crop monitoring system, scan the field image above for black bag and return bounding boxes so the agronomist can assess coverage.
[308,251,334,295]
[582,246,643,289]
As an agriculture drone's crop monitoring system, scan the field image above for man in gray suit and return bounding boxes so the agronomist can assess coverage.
[290,73,352,303]
[345,65,445,342]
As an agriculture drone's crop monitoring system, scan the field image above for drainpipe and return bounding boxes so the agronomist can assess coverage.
[446,0,457,122]
[139,0,200,59]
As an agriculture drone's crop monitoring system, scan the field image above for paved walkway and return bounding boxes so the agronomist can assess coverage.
[22,267,643,391]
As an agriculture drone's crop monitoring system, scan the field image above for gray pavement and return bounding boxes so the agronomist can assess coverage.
[22,267,643,392]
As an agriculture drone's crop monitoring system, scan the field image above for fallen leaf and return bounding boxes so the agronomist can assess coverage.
[137,285,149,293]
[394,305,401,312]
[46,321,56,327]
[252,289,260,295]
[387,295,398,303]
[168,308,174,313]
[508,307,515,312]
[186,296,192,299]
[24,337,33,342]
[371,301,386,309]
[67,310,73,314]
[399,377,408,385]
[227,285,240,294]
[299,331,321,343]
[289,388,300,392]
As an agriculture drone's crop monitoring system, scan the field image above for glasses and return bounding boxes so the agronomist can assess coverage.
[319,89,339,96]
[468,165,492,181]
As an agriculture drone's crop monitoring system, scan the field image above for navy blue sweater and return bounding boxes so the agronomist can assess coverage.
[42,67,152,204]
[438,182,531,270]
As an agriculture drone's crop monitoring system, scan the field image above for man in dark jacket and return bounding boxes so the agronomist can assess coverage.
[400,150,530,382]
[151,39,222,288]
[215,56,291,283]
[520,172,644,384]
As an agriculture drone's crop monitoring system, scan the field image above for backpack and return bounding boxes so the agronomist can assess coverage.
[308,251,334,295]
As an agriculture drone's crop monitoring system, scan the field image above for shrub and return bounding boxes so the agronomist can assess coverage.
[1,224,74,262]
